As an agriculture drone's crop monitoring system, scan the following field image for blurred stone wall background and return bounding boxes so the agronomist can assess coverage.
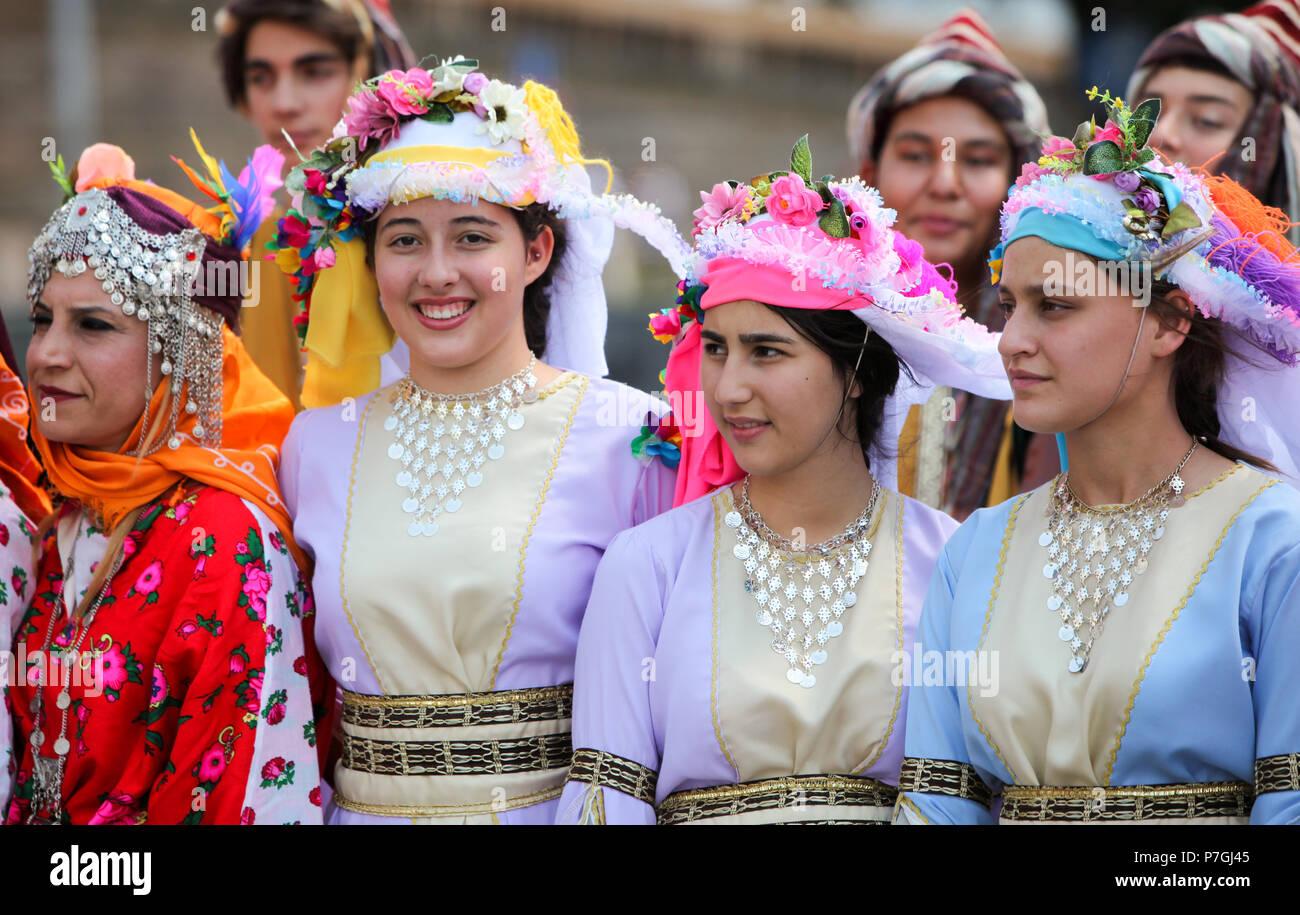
[2,0,1206,391]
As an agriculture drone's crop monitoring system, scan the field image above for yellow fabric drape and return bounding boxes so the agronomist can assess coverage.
[301,236,394,408]
[240,212,304,411]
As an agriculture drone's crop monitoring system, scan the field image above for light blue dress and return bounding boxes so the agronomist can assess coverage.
[897,463,1300,825]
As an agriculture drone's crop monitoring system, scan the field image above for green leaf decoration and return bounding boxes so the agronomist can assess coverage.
[818,198,850,238]
[1137,148,1156,164]
[421,102,454,124]
[47,154,74,201]
[790,134,813,185]
[1129,98,1161,148]
[1161,200,1202,238]
[1082,140,1124,175]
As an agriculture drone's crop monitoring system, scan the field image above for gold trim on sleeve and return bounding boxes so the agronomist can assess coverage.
[1255,753,1300,795]
[898,757,994,808]
[566,748,659,806]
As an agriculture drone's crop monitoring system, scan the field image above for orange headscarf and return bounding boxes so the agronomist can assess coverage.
[0,354,51,524]
[30,327,307,572]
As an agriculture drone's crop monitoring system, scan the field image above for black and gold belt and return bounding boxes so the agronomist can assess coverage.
[332,684,574,818]
[657,774,897,825]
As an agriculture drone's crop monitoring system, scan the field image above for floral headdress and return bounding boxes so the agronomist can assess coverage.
[991,87,1300,483]
[991,86,1300,364]
[639,136,1010,504]
[268,55,689,406]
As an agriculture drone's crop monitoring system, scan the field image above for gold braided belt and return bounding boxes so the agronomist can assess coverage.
[657,774,898,826]
[998,781,1254,823]
[332,684,574,819]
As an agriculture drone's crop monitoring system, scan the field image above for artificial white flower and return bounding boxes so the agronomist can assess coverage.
[430,55,473,94]
[479,79,528,145]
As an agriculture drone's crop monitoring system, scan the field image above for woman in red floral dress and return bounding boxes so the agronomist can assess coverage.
[5,140,324,825]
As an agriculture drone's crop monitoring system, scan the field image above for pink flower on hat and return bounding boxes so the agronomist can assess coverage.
[376,68,434,117]
[692,182,751,235]
[1040,136,1078,161]
[767,174,825,228]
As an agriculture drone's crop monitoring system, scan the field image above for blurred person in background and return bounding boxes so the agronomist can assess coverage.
[847,8,1057,520]
[1129,0,1300,244]
[214,0,416,409]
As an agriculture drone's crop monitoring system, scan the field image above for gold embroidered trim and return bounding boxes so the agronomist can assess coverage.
[1103,477,1277,783]
[656,774,897,825]
[339,396,389,692]
[1000,781,1253,821]
[892,793,932,825]
[489,374,589,688]
[775,819,888,826]
[340,731,573,776]
[710,492,740,776]
[1255,753,1300,795]
[340,684,573,728]
[332,784,562,818]
[566,748,659,806]
[969,493,1029,784]
[898,757,994,808]
[855,491,905,776]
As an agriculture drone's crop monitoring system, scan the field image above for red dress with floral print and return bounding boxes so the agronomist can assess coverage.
[5,484,327,824]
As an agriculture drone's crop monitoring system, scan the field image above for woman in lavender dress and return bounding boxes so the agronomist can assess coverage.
[558,140,1010,824]
[273,59,687,823]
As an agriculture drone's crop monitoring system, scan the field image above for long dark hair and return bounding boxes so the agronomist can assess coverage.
[766,306,913,471]
[362,202,566,358]
[1148,280,1278,471]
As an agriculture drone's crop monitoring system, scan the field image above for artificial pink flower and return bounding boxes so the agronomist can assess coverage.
[311,246,336,271]
[766,174,825,228]
[1014,161,1051,188]
[648,310,682,342]
[303,169,328,197]
[230,648,247,675]
[342,90,403,152]
[261,757,285,781]
[692,182,751,235]
[74,144,136,192]
[1094,121,1124,147]
[1040,136,1078,160]
[265,702,286,726]
[172,501,192,523]
[376,68,434,117]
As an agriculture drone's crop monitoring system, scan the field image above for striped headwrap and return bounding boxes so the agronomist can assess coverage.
[1129,0,1300,243]
[845,7,1050,177]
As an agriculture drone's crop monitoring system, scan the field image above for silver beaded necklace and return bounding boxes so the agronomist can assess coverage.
[724,477,882,689]
[1040,440,1197,673]
[27,515,126,825]
[384,355,539,538]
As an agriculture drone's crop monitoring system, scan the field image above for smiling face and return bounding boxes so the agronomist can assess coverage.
[239,19,363,157]
[372,196,554,378]
[996,236,1187,434]
[1143,65,1253,173]
[27,270,157,453]
[699,300,860,478]
[867,95,1013,275]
